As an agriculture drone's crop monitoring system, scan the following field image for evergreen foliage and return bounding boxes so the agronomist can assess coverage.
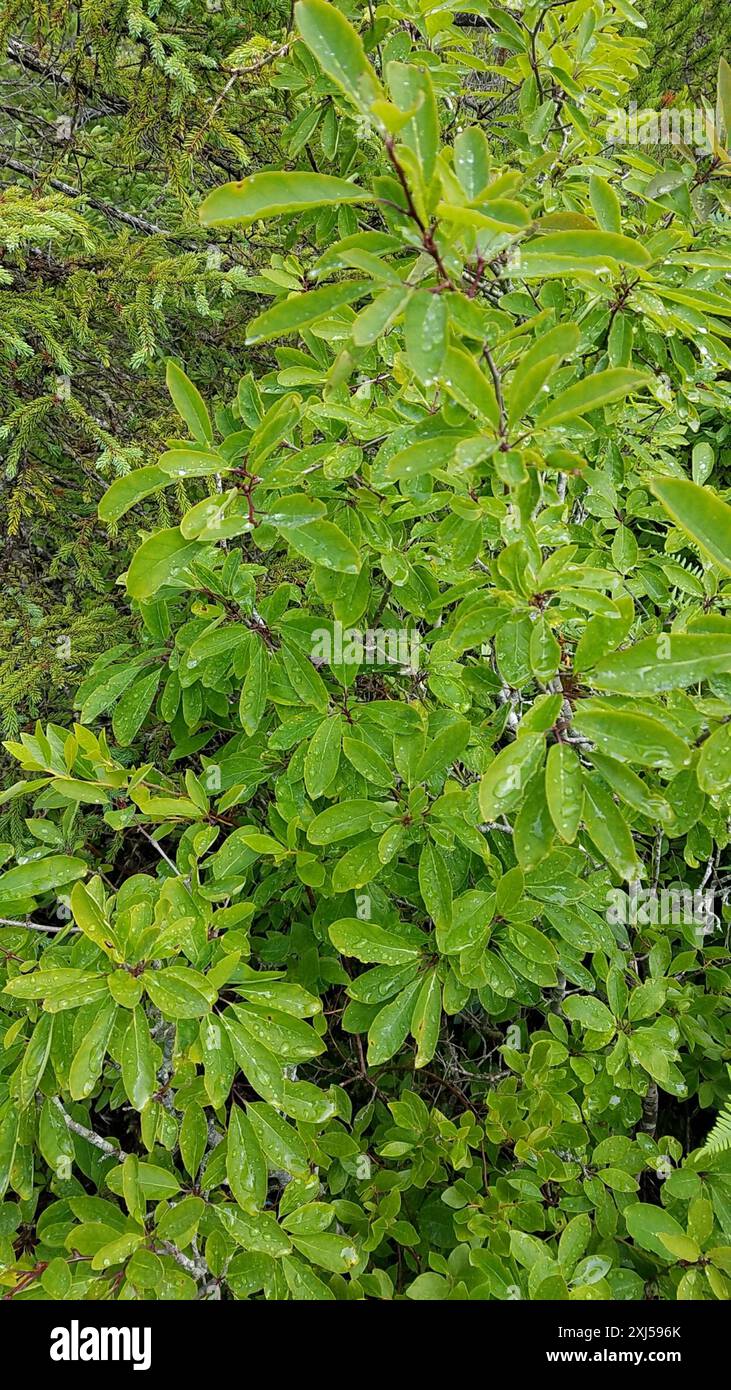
[637,0,731,107]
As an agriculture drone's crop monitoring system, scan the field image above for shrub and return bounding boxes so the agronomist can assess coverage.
[2,0,731,1303]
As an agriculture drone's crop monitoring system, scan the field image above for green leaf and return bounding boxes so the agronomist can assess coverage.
[583,776,641,882]
[0,854,87,901]
[286,519,361,573]
[246,1102,311,1180]
[411,969,441,1068]
[607,312,634,368]
[179,1103,207,1180]
[304,714,342,799]
[112,668,161,746]
[144,966,216,1019]
[367,976,422,1065]
[697,722,731,795]
[156,1195,205,1247]
[121,1007,157,1111]
[330,919,423,966]
[37,1100,73,1181]
[224,1017,284,1106]
[406,1272,449,1299]
[331,837,383,892]
[295,0,383,114]
[507,328,577,428]
[107,1160,180,1201]
[478,733,545,821]
[538,369,649,427]
[341,735,393,786]
[200,1017,235,1110]
[352,285,412,348]
[40,1257,72,1299]
[125,528,202,600]
[308,800,380,844]
[558,1213,592,1270]
[611,0,647,25]
[454,126,490,200]
[91,1232,144,1271]
[651,477,731,574]
[692,441,715,487]
[199,171,374,227]
[545,744,583,843]
[239,641,268,738]
[588,176,621,234]
[563,995,616,1033]
[591,634,731,694]
[404,291,447,386]
[0,1113,19,1200]
[529,230,650,267]
[291,1230,359,1273]
[70,883,113,953]
[440,347,500,431]
[17,1014,54,1110]
[68,1000,117,1100]
[414,716,470,782]
[688,1196,714,1245]
[624,1203,687,1260]
[418,842,452,931]
[246,282,368,344]
[718,57,731,145]
[573,705,691,771]
[508,921,557,966]
[659,1231,701,1262]
[218,1205,292,1257]
[227,1104,268,1212]
[158,448,225,478]
[513,773,555,870]
[529,617,560,680]
[127,1250,164,1290]
[438,889,493,955]
[98,467,169,523]
[281,642,329,712]
[385,434,463,483]
[282,1254,335,1299]
[264,494,327,529]
[389,62,439,183]
[166,361,212,444]
[234,1003,324,1062]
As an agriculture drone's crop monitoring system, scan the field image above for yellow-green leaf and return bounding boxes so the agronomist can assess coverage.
[539,369,649,427]
[295,0,383,115]
[166,361,212,444]
[651,476,731,573]
[200,171,373,227]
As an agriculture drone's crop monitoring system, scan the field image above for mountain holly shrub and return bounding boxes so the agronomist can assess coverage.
[2,0,731,1303]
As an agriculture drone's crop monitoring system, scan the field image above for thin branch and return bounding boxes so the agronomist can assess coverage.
[0,916,75,934]
[137,824,182,876]
[384,136,454,287]
[157,1240,208,1281]
[0,155,168,236]
[186,44,291,154]
[52,1097,127,1158]
[6,39,127,114]
[482,342,507,445]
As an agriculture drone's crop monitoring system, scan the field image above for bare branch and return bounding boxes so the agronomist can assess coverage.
[0,155,168,236]
[52,1098,127,1159]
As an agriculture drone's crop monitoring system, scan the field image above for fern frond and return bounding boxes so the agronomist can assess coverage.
[700,1095,731,1157]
